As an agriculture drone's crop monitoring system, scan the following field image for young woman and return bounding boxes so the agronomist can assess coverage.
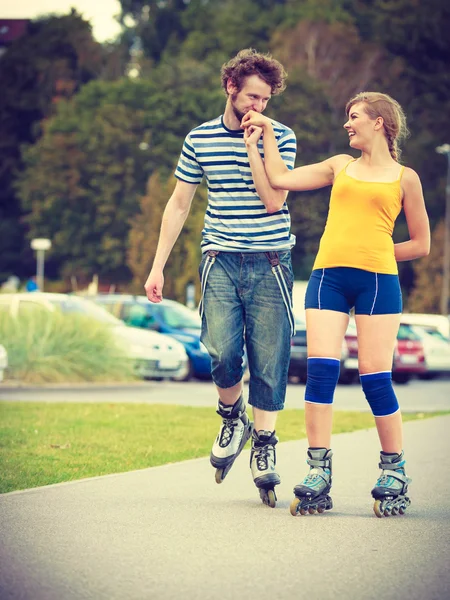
[242,92,430,517]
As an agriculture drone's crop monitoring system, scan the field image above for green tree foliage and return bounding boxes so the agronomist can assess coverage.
[4,0,448,307]
[16,76,222,284]
[0,10,103,281]
[407,220,448,314]
[128,170,207,302]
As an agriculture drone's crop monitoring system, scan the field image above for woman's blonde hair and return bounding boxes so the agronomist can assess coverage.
[345,92,409,161]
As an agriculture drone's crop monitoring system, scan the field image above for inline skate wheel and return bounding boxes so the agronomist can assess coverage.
[308,506,316,514]
[260,488,276,508]
[215,468,224,484]
[373,499,384,518]
[290,497,301,516]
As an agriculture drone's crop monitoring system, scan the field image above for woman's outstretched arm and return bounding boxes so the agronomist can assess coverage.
[242,110,351,192]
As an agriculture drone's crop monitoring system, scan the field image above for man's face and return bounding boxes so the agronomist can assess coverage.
[228,75,272,124]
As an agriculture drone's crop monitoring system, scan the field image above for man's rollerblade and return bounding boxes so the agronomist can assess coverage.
[371,450,411,518]
[290,448,333,516]
[250,430,281,508]
[210,395,253,484]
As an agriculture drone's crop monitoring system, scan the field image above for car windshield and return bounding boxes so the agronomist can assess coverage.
[419,328,449,343]
[48,296,122,326]
[398,324,422,341]
[159,302,201,329]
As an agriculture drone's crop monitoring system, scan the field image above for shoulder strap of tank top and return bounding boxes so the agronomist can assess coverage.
[337,157,356,178]
[397,165,405,181]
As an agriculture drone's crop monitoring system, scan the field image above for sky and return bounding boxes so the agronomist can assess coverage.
[0,0,123,42]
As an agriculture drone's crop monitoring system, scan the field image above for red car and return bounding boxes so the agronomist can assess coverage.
[393,324,426,383]
[341,320,426,384]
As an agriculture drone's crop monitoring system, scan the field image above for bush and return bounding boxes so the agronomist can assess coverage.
[0,310,135,383]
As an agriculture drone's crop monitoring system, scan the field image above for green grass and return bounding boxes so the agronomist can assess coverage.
[0,402,443,493]
[0,310,134,383]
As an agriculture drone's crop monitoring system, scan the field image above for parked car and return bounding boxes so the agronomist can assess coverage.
[392,324,426,383]
[404,323,450,379]
[400,313,450,339]
[0,293,189,381]
[340,319,427,384]
[289,316,349,383]
[340,319,359,384]
[0,343,8,382]
[92,294,212,381]
[288,318,308,381]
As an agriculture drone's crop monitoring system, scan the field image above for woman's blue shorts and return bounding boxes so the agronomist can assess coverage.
[305,267,402,315]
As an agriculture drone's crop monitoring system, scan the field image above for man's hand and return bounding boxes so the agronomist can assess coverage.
[243,124,263,148]
[144,269,164,303]
[241,110,272,130]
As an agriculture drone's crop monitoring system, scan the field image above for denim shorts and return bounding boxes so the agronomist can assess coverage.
[305,267,402,315]
[199,251,294,411]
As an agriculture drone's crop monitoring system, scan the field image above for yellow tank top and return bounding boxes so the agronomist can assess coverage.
[313,160,404,275]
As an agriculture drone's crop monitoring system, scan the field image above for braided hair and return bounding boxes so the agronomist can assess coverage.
[345,92,409,161]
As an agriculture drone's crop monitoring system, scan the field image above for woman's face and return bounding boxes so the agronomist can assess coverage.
[344,102,381,150]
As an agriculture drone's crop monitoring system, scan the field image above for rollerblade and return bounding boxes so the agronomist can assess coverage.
[290,448,333,516]
[250,430,281,508]
[210,395,253,484]
[371,450,411,518]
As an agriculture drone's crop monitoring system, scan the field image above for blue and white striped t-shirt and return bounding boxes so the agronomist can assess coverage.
[174,115,297,253]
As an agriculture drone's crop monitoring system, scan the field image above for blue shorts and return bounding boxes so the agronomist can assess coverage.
[305,267,402,315]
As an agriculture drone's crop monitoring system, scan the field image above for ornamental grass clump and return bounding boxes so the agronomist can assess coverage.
[0,310,134,383]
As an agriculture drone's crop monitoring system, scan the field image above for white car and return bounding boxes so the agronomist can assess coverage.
[0,343,8,382]
[0,293,189,381]
[406,324,450,379]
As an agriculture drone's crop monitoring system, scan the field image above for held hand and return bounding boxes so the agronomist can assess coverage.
[241,110,272,130]
[243,124,263,147]
[144,270,164,303]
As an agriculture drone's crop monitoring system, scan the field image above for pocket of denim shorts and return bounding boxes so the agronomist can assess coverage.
[278,252,294,291]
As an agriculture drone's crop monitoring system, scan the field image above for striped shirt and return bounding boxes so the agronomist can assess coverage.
[174,115,297,253]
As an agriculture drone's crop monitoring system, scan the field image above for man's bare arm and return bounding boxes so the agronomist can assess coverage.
[144,180,198,302]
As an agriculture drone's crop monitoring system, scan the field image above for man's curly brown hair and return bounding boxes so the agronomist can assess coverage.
[221,48,287,96]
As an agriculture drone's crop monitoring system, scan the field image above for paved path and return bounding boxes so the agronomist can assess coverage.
[1,378,450,412]
[1,415,449,600]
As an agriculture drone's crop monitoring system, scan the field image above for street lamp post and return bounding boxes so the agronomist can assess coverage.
[30,238,52,292]
[436,144,450,316]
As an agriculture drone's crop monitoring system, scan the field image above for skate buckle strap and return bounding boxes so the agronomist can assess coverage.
[217,406,246,420]
[379,459,405,470]
[307,458,331,469]
[379,468,410,484]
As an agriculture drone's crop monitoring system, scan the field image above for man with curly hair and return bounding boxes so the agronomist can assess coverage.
[144,49,296,507]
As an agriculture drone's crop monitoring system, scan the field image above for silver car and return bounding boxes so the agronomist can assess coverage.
[0,293,189,380]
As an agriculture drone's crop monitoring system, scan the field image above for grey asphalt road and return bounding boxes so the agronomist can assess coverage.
[1,378,450,412]
[1,415,449,600]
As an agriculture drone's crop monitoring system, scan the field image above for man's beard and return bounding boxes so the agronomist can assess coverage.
[231,94,246,125]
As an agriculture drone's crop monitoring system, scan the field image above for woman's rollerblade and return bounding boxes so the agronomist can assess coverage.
[210,395,253,484]
[290,448,333,516]
[250,429,281,508]
[371,450,411,517]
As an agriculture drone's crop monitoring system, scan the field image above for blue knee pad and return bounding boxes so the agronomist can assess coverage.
[360,372,399,417]
[305,357,340,404]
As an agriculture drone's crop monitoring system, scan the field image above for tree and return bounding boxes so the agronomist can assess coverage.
[408,220,448,314]
[127,170,208,302]
[0,10,103,281]
[15,76,223,284]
